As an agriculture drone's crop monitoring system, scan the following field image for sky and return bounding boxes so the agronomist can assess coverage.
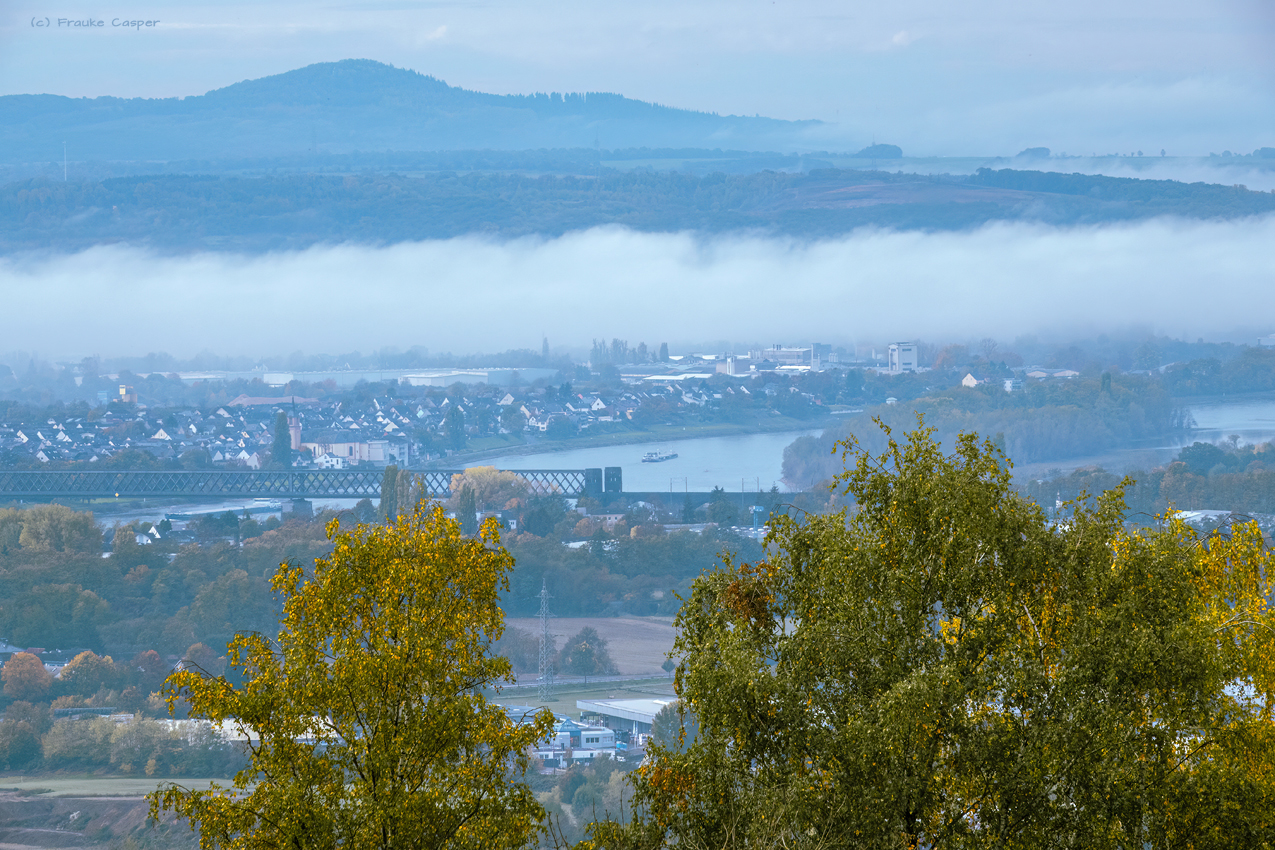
[2,218,1273,360]
[2,0,1274,155]
[2,0,1273,360]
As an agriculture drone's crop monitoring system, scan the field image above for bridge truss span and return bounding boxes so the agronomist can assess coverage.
[0,469,384,500]
[0,466,613,501]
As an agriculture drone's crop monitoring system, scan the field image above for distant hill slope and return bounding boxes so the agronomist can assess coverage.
[3,168,1272,255]
[0,59,823,162]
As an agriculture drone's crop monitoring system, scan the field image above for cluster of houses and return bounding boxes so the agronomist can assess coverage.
[0,401,272,467]
[0,375,773,469]
[0,390,426,468]
[1,349,1114,470]
[0,393,400,468]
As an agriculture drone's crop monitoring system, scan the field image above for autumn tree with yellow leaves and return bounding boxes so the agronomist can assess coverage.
[594,421,1275,850]
[149,503,553,850]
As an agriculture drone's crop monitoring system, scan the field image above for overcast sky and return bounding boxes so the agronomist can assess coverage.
[3,0,1273,155]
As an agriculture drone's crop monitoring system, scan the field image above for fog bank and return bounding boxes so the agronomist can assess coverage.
[4,217,1273,359]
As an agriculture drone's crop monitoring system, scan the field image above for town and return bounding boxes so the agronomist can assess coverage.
[0,339,1120,471]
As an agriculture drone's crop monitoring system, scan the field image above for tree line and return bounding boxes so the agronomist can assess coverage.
[6,167,1274,253]
[1021,437,1275,519]
[783,371,1186,487]
[0,646,245,775]
[0,487,769,663]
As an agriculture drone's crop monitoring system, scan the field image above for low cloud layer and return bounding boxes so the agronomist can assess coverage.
[4,216,1274,360]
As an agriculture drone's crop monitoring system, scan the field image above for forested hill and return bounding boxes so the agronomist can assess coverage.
[0,59,821,161]
[3,168,1274,254]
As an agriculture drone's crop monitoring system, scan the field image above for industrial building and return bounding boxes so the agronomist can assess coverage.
[888,342,919,373]
[576,697,677,735]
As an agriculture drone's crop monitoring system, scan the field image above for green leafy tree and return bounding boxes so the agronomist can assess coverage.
[445,405,467,451]
[271,411,291,469]
[599,421,1275,850]
[448,467,529,513]
[455,486,479,536]
[706,487,738,526]
[191,511,241,545]
[649,702,697,754]
[182,643,226,678]
[149,503,552,850]
[545,416,577,440]
[501,404,526,434]
[0,509,23,555]
[395,471,426,522]
[189,569,275,643]
[56,650,120,698]
[493,626,540,673]
[129,650,170,695]
[0,719,41,768]
[42,717,114,768]
[520,496,568,538]
[380,465,399,521]
[558,627,616,681]
[17,504,101,554]
[5,700,50,734]
[353,498,378,524]
[1,584,111,648]
[182,447,214,469]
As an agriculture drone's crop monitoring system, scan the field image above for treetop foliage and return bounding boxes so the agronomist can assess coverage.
[597,419,1275,849]
[0,504,102,555]
[1022,436,1275,519]
[558,626,618,679]
[149,503,553,850]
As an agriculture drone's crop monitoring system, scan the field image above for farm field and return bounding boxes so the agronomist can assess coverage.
[505,616,677,677]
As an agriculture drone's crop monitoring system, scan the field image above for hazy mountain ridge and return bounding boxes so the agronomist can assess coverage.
[4,168,1272,255]
[0,59,824,162]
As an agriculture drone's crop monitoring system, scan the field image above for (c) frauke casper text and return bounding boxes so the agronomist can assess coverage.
[31,17,160,29]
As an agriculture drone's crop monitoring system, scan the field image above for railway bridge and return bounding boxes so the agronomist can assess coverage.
[0,467,623,501]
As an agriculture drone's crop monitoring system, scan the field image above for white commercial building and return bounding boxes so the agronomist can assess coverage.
[887,342,919,374]
[577,697,677,735]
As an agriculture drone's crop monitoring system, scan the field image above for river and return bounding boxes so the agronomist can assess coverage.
[1180,397,1275,445]
[477,398,1275,490]
[478,429,822,493]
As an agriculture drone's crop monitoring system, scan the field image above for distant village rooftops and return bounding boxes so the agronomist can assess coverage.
[228,395,320,406]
